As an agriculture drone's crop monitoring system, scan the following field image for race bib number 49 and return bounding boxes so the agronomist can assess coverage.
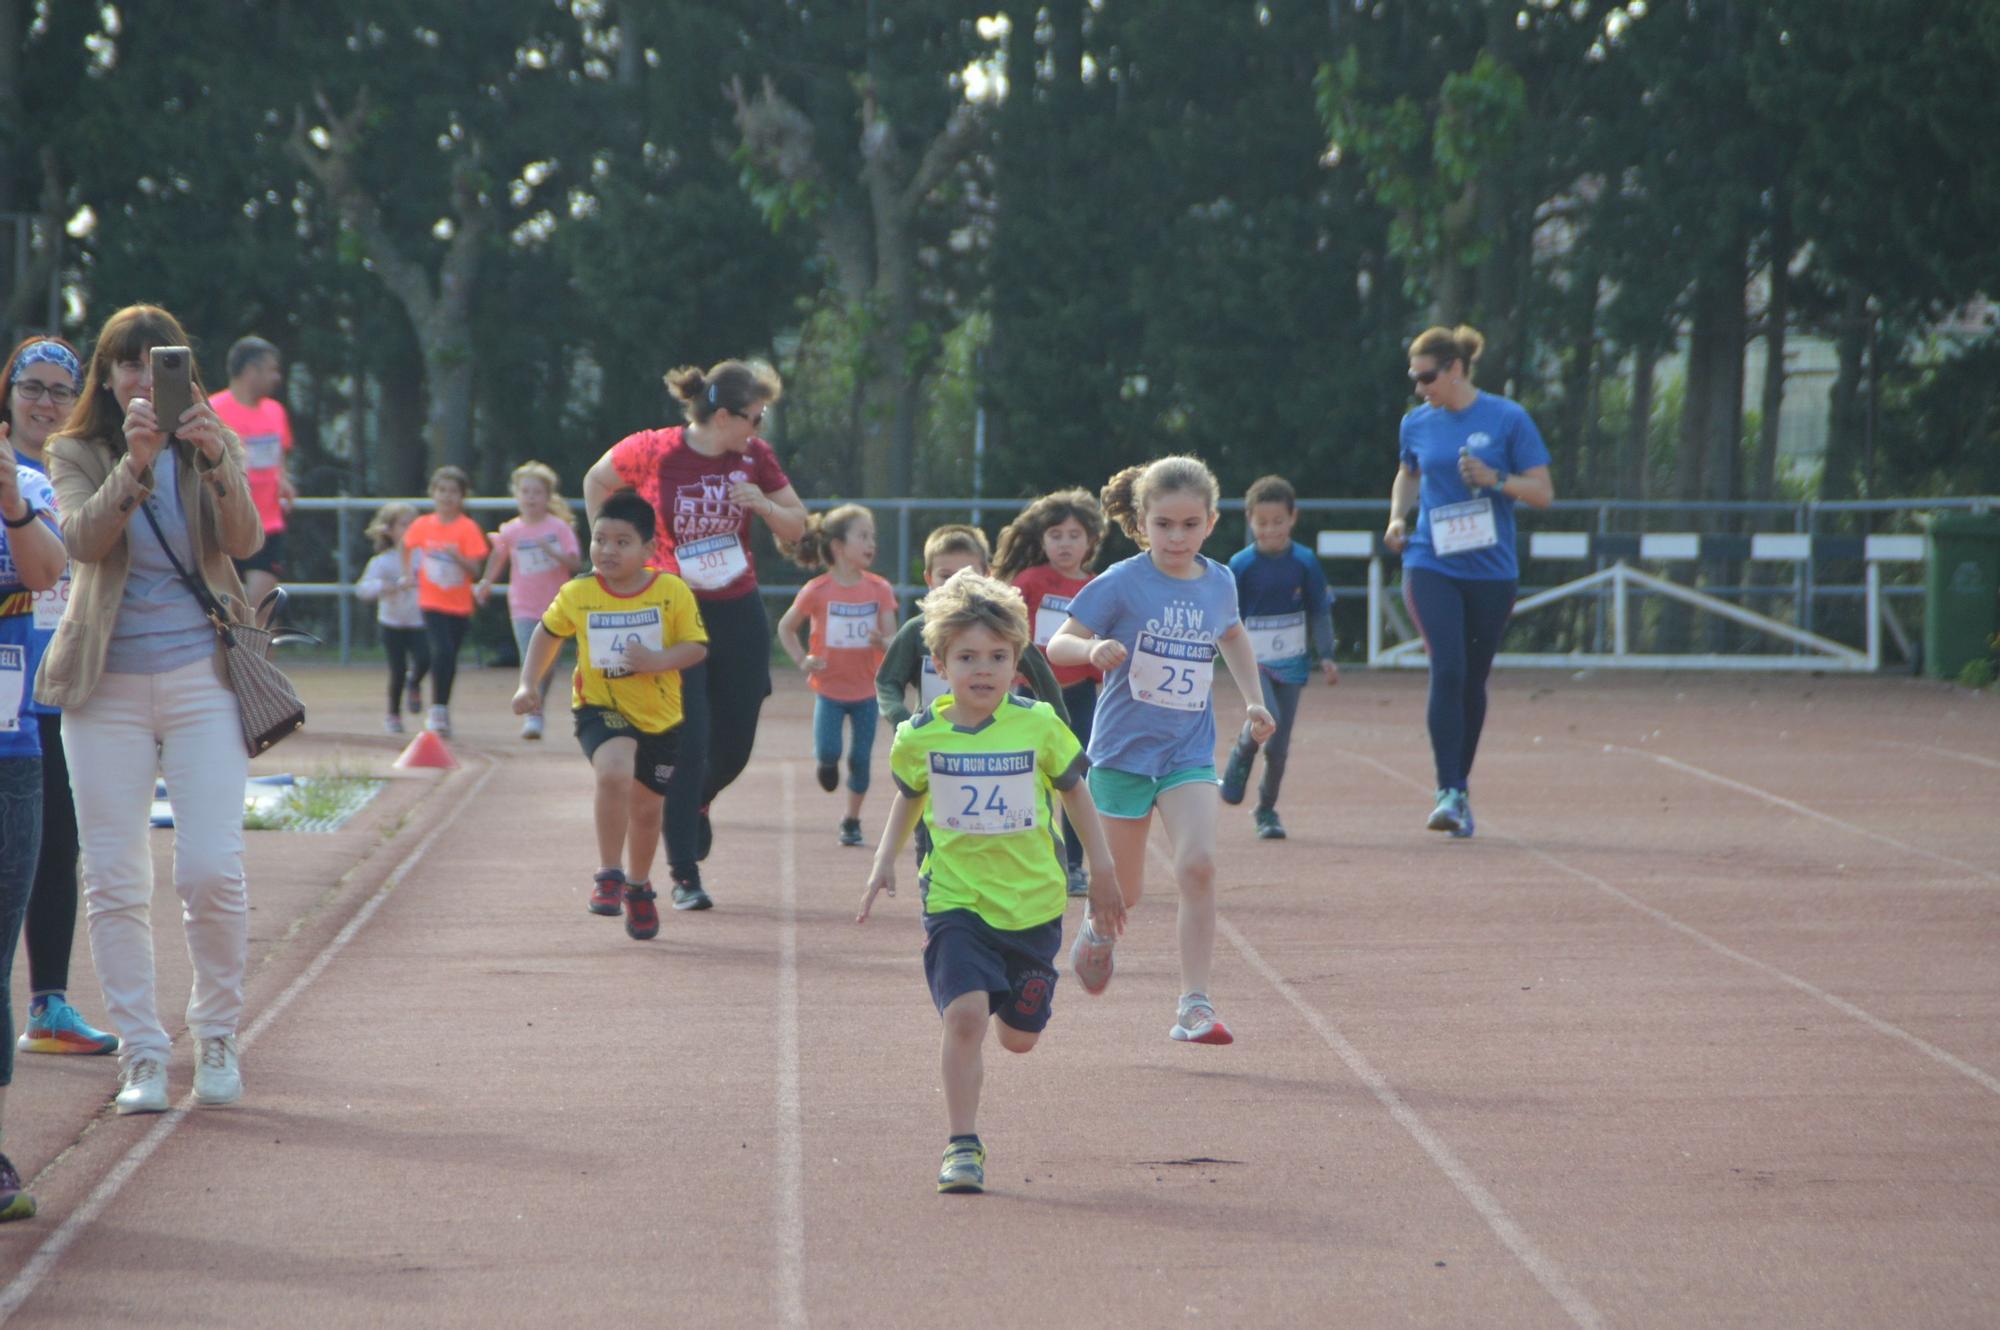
[586,607,664,677]
[1431,498,1499,557]
[931,750,1037,835]
[678,532,749,591]
[1128,632,1214,712]
[826,601,879,650]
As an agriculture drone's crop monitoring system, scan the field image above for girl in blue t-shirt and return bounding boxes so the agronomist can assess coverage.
[1220,474,1338,840]
[1383,325,1554,838]
[1048,455,1274,1048]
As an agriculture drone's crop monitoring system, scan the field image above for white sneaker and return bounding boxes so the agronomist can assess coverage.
[192,1035,242,1107]
[520,712,544,740]
[427,705,452,738]
[115,1057,170,1115]
[1169,992,1234,1046]
[384,714,404,735]
[1069,919,1115,995]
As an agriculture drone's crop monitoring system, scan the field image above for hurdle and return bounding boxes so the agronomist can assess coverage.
[1317,529,1927,672]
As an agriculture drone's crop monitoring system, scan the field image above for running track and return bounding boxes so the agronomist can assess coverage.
[3,665,1997,1328]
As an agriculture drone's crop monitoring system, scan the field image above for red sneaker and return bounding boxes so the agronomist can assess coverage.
[588,869,625,917]
[624,882,661,940]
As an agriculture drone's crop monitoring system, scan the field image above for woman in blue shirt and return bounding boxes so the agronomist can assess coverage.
[1382,325,1554,837]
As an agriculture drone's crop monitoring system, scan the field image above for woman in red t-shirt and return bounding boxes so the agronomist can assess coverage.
[993,488,1108,895]
[582,359,807,910]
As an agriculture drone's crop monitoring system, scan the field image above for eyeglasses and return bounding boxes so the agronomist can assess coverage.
[12,380,78,406]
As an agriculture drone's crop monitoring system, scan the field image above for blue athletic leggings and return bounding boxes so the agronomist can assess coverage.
[1232,674,1304,810]
[812,694,879,793]
[1403,567,1516,792]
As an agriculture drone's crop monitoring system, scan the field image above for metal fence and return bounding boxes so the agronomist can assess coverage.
[278,494,1995,667]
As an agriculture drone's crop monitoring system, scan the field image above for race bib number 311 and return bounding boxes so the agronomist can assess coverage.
[1430,498,1499,557]
[931,750,1037,835]
[1128,632,1214,712]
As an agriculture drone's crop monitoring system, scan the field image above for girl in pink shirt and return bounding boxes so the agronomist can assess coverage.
[776,504,898,846]
[477,461,583,739]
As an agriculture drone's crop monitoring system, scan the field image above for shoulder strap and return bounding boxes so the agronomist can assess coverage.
[138,498,231,631]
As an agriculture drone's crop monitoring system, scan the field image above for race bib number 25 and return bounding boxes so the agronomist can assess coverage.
[1127,632,1214,712]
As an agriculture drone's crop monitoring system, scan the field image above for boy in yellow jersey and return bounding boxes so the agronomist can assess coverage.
[515,489,707,940]
[857,571,1126,1194]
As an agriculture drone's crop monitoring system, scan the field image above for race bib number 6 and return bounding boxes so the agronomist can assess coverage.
[1245,612,1305,664]
[587,608,665,677]
[1127,631,1214,712]
[931,751,1037,835]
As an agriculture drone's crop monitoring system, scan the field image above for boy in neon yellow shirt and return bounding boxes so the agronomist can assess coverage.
[515,490,707,940]
[857,571,1126,1194]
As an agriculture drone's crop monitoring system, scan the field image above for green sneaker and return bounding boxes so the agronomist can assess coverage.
[1425,788,1464,834]
[1253,806,1286,840]
[937,1138,986,1194]
[1219,740,1257,806]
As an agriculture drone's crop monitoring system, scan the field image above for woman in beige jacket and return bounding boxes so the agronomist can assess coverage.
[35,305,263,1116]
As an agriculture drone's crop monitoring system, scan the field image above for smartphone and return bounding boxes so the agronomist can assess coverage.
[149,346,195,440]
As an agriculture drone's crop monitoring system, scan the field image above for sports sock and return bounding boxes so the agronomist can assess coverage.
[29,994,58,1017]
[949,1133,980,1147]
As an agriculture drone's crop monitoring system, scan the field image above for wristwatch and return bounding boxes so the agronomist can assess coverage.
[1489,470,1510,495]
[2,501,39,529]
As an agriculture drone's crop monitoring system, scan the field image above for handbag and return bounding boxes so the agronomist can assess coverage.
[140,500,314,755]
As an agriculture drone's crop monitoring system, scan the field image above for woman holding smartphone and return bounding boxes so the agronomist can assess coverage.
[35,305,264,1116]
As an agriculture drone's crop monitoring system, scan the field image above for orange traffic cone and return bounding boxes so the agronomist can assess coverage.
[394,729,459,771]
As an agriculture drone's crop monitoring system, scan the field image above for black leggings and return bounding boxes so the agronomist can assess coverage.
[1403,567,1516,791]
[382,625,431,713]
[660,591,773,872]
[422,610,471,706]
[25,712,79,997]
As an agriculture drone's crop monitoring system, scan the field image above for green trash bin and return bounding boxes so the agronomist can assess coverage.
[1924,512,2000,681]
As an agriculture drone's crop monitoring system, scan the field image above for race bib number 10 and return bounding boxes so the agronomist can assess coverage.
[931,751,1037,835]
[587,607,664,677]
[826,601,879,650]
[1127,632,1214,712]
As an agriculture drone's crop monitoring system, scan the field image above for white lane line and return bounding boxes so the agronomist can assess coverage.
[1610,745,2000,885]
[1144,842,1604,1330]
[1346,750,2000,1101]
[1890,741,2000,774]
[0,762,498,1325]
[773,764,807,1330]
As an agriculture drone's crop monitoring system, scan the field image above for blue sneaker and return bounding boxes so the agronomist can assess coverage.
[17,997,119,1056]
[1451,791,1475,839]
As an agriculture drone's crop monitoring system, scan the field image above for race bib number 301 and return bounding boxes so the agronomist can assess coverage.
[1128,632,1214,712]
[587,607,664,677]
[1430,498,1499,557]
[678,533,749,591]
[931,750,1037,835]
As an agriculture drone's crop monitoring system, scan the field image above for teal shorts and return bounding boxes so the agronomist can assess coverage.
[1087,764,1218,820]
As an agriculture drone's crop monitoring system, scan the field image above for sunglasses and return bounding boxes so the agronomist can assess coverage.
[727,406,767,428]
[1408,363,1452,387]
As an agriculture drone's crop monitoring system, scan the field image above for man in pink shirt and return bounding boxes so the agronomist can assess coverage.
[209,336,295,608]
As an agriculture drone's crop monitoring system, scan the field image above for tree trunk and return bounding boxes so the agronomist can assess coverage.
[1622,347,1656,506]
[1820,292,1868,503]
[1755,202,1791,511]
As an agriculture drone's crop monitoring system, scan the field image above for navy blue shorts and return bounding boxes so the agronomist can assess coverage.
[922,908,1061,1034]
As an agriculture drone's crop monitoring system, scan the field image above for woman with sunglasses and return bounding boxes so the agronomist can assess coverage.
[1382,325,1553,838]
[1,338,120,1066]
[582,360,808,910]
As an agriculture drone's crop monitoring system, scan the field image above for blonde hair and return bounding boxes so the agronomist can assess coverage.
[1100,455,1220,548]
[1409,324,1485,371]
[991,488,1104,581]
[786,503,873,571]
[919,570,1030,662]
[922,523,991,578]
[365,501,419,553]
[510,459,574,525]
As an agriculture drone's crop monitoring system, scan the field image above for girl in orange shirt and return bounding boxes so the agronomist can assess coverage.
[403,465,489,737]
[777,504,898,846]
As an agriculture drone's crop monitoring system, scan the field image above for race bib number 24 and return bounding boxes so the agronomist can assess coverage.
[931,750,1037,835]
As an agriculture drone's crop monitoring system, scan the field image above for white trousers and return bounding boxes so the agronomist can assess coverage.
[63,660,249,1065]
